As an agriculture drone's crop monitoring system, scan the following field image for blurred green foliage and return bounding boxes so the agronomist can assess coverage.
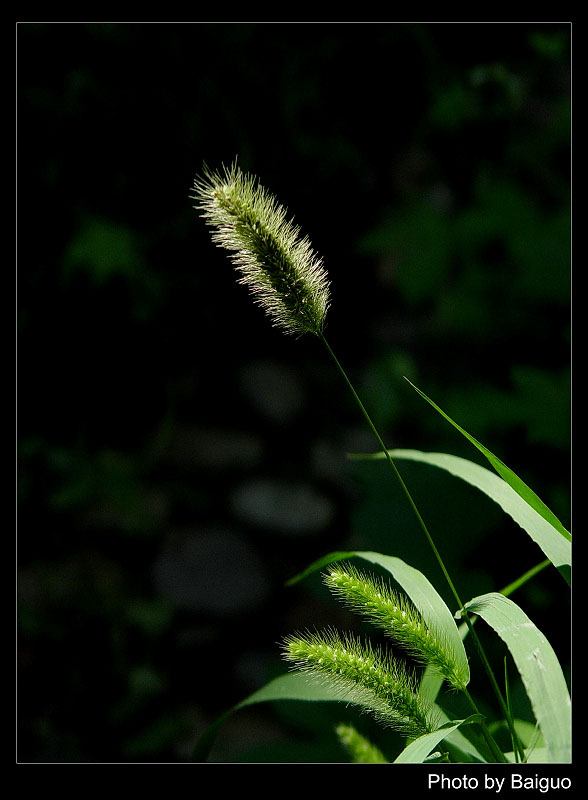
[17,22,570,763]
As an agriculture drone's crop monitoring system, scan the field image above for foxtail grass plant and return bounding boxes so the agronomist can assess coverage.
[191,162,571,764]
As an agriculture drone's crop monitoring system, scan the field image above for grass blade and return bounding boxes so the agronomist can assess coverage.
[191,670,380,761]
[404,379,570,543]
[351,448,570,578]
[462,592,571,763]
[393,715,483,763]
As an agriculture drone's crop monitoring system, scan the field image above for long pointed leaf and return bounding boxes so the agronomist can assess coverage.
[404,379,570,542]
[430,702,487,763]
[461,592,571,763]
[352,449,570,578]
[393,715,483,763]
[191,670,374,761]
[192,670,486,764]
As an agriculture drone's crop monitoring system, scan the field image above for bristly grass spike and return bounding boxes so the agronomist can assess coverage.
[191,160,330,337]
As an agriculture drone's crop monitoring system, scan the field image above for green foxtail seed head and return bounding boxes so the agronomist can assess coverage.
[282,628,437,739]
[192,161,330,337]
[324,563,468,691]
[335,724,389,763]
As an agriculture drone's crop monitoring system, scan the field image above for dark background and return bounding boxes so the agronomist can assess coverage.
[17,22,571,763]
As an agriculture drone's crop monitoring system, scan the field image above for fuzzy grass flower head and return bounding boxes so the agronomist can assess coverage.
[192,161,330,337]
[324,563,469,691]
[282,628,437,739]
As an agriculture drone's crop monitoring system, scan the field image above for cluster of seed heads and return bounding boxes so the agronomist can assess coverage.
[281,561,471,739]
[324,564,468,691]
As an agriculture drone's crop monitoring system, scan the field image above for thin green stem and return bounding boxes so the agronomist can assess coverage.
[500,559,550,597]
[319,333,462,607]
[460,612,525,762]
[461,687,507,764]
[319,333,518,763]
[504,658,518,763]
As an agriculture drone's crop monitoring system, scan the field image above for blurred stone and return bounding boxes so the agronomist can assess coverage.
[230,478,334,535]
